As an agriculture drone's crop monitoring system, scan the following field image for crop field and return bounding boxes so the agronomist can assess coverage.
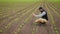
[0,0,60,34]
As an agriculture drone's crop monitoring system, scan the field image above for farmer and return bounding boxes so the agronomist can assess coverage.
[33,7,48,24]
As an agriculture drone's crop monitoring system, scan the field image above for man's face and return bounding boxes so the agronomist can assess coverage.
[40,9,43,12]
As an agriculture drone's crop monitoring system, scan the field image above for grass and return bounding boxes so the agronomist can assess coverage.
[0,30,3,33]
[45,3,59,34]
[0,0,40,3]
[48,0,60,1]
[0,0,60,3]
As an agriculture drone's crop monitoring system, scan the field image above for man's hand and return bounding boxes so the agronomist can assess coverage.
[32,13,36,17]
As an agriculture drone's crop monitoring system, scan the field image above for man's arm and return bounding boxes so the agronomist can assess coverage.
[33,12,46,18]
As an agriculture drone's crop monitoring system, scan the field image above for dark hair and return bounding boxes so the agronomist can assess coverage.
[39,7,45,11]
[39,7,43,10]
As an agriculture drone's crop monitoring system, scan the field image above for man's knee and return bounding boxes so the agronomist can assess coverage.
[35,19,41,23]
[35,18,48,24]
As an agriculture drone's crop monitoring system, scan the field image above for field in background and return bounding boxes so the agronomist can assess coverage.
[0,0,60,3]
[0,0,60,34]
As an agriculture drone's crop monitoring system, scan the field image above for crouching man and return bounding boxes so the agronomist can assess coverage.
[33,7,48,24]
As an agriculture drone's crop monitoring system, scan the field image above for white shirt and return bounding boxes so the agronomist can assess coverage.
[35,11,46,18]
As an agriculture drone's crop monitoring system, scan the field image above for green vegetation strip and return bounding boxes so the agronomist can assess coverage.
[14,3,40,33]
[31,22,37,34]
[0,1,39,33]
[14,12,34,34]
[1,2,39,25]
[47,2,60,18]
[4,2,39,32]
[31,28,36,34]
[1,3,35,19]
[0,6,34,25]
[45,3,59,34]
[49,2,60,13]
[4,5,36,29]
[1,2,38,25]
[0,8,25,17]
[31,1,42,34]
[0,2,36,13]
[0,2,37,20]
[1,6,35,33]
[0,0,40,3]
[0,29,3,33]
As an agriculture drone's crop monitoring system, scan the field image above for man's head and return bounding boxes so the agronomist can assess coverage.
[39,7,44,12]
